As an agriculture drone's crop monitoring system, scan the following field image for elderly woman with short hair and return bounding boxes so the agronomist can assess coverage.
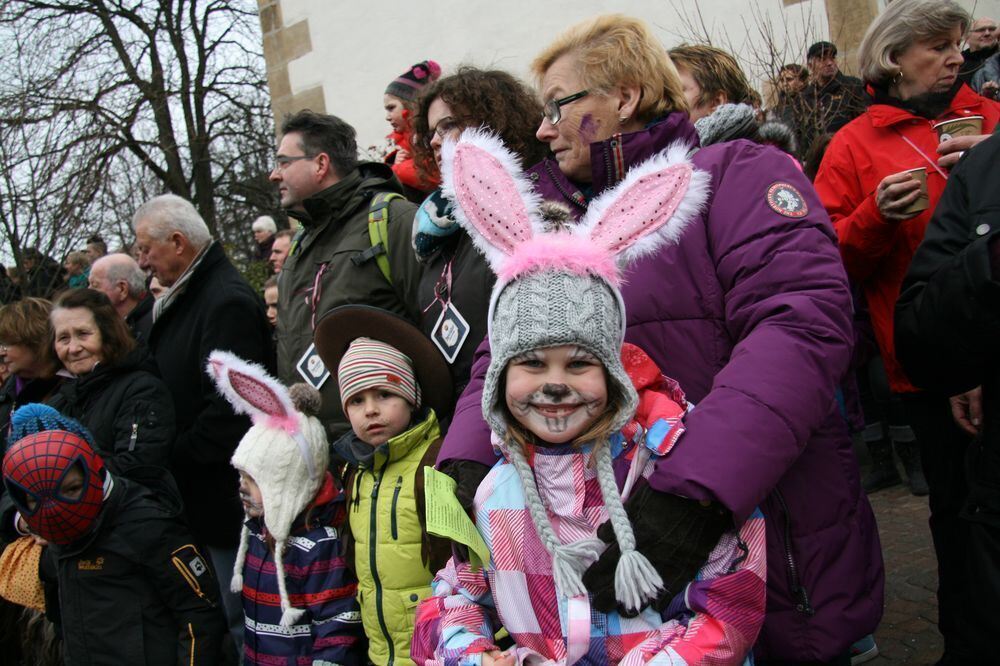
[815,0,1000,660]
[46,287,175,477]
[438,13,881,664]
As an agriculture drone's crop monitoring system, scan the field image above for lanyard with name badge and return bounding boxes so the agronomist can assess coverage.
[425,258,469,364]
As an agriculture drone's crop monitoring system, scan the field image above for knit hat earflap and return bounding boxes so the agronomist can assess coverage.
[439,128,709,611]
[337,337,421,411]
[207,351,329,627]
[385,59,441,103]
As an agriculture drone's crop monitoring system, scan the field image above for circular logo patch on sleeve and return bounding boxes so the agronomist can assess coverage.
[767,182,809,218]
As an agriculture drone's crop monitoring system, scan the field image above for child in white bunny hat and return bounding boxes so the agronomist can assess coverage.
[207,351,365,665]
[410,129,768,665]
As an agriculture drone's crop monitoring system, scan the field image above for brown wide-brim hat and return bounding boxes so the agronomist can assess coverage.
[314,305,454,418]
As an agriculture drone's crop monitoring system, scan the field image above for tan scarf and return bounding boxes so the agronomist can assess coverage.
[152,242,213,322]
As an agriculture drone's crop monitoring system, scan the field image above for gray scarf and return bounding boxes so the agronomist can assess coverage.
[694,103,758,147]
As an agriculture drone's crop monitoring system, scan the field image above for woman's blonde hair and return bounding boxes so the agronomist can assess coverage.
[531,14,688,122]
[858,0,969,86]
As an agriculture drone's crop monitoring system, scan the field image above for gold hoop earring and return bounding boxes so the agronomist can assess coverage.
[618,115,628,124]
[892,69,903,86]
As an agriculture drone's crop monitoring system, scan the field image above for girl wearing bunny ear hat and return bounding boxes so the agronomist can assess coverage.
[207,351,365,665]
[411,129,767,665]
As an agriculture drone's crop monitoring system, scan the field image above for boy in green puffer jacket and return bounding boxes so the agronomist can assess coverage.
[316,306,453,666]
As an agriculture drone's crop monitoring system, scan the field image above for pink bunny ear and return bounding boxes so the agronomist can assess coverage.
[577,142,710,266]
[207,350,298,428]
[439,128,544,272]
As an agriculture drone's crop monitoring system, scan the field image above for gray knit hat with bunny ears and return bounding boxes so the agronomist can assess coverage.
[207,350,329,628]
[439,128,709,611]
[482,270,634,440]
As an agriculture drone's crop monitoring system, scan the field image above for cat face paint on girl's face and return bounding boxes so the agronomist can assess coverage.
[504,345,608,444]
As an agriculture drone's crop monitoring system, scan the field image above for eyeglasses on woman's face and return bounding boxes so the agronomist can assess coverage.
[543,90,589,125]
[432,117,463,139]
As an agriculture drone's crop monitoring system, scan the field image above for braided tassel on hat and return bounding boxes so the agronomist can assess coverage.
[504,440,604,598]
[275,540,307,626]
[593,441,664,611]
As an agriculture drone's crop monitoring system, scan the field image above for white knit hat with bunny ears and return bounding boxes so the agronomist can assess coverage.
[439,128,709,612]
[207,350,329,627]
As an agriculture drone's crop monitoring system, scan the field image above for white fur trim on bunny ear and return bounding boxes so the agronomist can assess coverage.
[207,350,296,423]
[439,127,544,273]
[576,142,710,266]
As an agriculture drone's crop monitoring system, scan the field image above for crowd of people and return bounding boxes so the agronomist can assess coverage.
[0,1,997,664]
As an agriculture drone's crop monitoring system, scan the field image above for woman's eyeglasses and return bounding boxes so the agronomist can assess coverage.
[543,90,589,125]
[432,117,463,139]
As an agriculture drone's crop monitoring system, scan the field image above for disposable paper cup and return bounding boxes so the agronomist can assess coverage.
[902,167,928,215]
[933,116,983,142]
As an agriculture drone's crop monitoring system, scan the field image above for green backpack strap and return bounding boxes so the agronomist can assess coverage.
[367,191,403,284]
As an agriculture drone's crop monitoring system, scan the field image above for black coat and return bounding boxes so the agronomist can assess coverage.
[126,292,155,345]
[147,241,273,547]
[895,131,1000,514]
[797,72,868,154]
[50,476,225,665]
[0,374,62,452]
[418,231,494,402]
[47,346,174,477]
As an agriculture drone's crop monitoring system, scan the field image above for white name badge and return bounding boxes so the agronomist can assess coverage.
[296,343,330,389]
[430,303,470,365]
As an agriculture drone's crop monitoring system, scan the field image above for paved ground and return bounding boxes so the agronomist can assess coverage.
[865,484,942,665]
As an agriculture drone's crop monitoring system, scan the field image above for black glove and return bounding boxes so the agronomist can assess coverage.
[438,459,492,563]
[582,483,731,615]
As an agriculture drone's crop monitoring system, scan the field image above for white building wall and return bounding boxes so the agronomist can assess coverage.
[275,0,1000,151]
[277,0,830,150]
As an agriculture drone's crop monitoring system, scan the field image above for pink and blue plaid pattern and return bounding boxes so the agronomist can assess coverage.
[412,438,766,665]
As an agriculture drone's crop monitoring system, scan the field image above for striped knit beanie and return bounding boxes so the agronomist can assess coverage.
[385,60,441,103]
[338,337,421,410]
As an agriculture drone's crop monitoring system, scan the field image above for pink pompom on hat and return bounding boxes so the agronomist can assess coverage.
[385,60,441,103]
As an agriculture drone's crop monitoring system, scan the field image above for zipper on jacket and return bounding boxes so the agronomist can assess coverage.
[369,459,395,663]
[773,489,814,615]
[353,471,362,512]
[544,161,588,210]
[128,422,138,451]
[603,139,615,185]
[390,476,403,540]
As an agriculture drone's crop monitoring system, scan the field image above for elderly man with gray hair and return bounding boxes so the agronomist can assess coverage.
[133,193,273,657]
[88,253,155,343]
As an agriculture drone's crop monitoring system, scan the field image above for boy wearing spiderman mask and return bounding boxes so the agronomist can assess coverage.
[2,404,225,665]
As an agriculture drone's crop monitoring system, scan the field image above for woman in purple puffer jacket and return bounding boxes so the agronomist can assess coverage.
[436,15,883,665]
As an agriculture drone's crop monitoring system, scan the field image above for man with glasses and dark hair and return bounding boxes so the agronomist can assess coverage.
[959,17,998,87]
[270,109,421,439]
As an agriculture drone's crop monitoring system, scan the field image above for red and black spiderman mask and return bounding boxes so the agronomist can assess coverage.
[3,430,106,545]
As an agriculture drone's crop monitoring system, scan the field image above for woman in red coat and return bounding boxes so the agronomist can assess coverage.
[814,1,1000,661]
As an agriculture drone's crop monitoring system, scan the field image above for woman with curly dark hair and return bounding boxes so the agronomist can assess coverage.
[410,67,547,401]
